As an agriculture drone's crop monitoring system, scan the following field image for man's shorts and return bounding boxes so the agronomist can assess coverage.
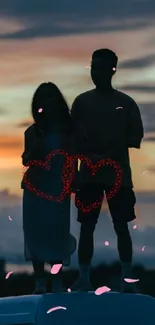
[75,183,136,224]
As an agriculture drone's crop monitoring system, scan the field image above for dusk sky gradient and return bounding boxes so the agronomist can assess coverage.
[0,0,155,271]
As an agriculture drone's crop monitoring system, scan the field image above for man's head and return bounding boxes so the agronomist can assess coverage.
[91,48,118,88]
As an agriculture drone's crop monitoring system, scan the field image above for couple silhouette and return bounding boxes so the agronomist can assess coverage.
[21,48,144,294]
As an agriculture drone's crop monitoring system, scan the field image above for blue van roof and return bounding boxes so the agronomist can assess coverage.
[0,292,155,325]
[0,295,42,324]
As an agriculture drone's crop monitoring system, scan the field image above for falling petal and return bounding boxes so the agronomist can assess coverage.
[85,65,91,69]
[105,241,109,246]
[47,306,67,314]
[50,264,62,274]
[124,278,139,283]
[67,288,71,292]
[112,67,116,71]
[8,216,12,221]
[133,225,137,229]
[5,271,13,279]
[142,246,145,251]
[38,108,43,113]
[95,286,111,295]
[142,170,148,174]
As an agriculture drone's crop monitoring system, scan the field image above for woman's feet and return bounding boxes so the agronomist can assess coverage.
[33,278,46,294]
[52,272,62,293]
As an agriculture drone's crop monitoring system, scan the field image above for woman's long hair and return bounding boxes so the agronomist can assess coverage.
[31,82,82,154]
[31,82,74,134]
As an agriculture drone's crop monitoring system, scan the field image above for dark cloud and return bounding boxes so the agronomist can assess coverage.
[135,191,155,204]
[0,0,154,20]
[0,21,151,40]
[143,136,155,142]
[117,98,155,132]
[0,108,6,115]
[138,102,155,110]
[138,102,155,113]
[138,102,155,133]
[120,85,155,93]
[119,54,155,69]
[17,120,31,128]
[0,0,155,39]
[147,167,155,173]
[138,102,155,134]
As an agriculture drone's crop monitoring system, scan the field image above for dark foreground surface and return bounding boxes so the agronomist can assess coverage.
[0,291,155,325]
[0,262,155,324]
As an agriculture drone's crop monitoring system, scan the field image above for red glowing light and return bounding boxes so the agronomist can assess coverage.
[22,150,122,212]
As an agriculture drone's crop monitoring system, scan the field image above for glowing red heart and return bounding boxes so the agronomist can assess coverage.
[22,150,122,212]
[23,149,75,203]
[73,154,122,212]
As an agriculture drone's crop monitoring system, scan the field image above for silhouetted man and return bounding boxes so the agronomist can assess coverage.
[71,48,144,292]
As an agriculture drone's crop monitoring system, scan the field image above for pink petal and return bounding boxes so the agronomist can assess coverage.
[50,264,62,274]
[133,225,137,229]
[142,246,145,251]
[105,241,109,246]
[38,108,43,113]
[67,288,71,292]
[5,271,13,279]
[124,278,139,283]
[8,216,12,221]
[95,286,111,295]
[47,306,67,314]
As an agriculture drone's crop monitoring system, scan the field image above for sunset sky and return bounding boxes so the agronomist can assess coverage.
[0,0,155,270]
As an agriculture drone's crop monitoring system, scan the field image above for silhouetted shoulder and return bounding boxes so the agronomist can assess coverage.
[24,123,35,136]
[72,89,95,103]
[71,90,96,116]
[115,90,139,107]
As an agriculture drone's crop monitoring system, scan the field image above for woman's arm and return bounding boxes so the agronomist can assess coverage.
[21,124,45,166]
[21,127,32,166]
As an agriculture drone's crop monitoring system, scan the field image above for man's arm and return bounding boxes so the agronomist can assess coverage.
[70,97,80,192]
[127,99,144,149]
[71,96,90,154]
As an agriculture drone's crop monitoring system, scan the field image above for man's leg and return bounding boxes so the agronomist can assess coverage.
[72,183,103,291]
[113,221,133,277]
[107,187,137,292]
[32,260,46,294]
[78,220,96,283]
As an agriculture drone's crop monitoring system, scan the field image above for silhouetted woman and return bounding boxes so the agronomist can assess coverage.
[21,82,79,294]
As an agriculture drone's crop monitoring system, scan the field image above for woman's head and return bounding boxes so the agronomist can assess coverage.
[31,82,72,132]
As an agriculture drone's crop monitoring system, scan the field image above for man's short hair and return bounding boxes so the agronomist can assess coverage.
[92,48,118,67]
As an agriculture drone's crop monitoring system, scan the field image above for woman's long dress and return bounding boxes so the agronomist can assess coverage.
[22,132,75,264]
